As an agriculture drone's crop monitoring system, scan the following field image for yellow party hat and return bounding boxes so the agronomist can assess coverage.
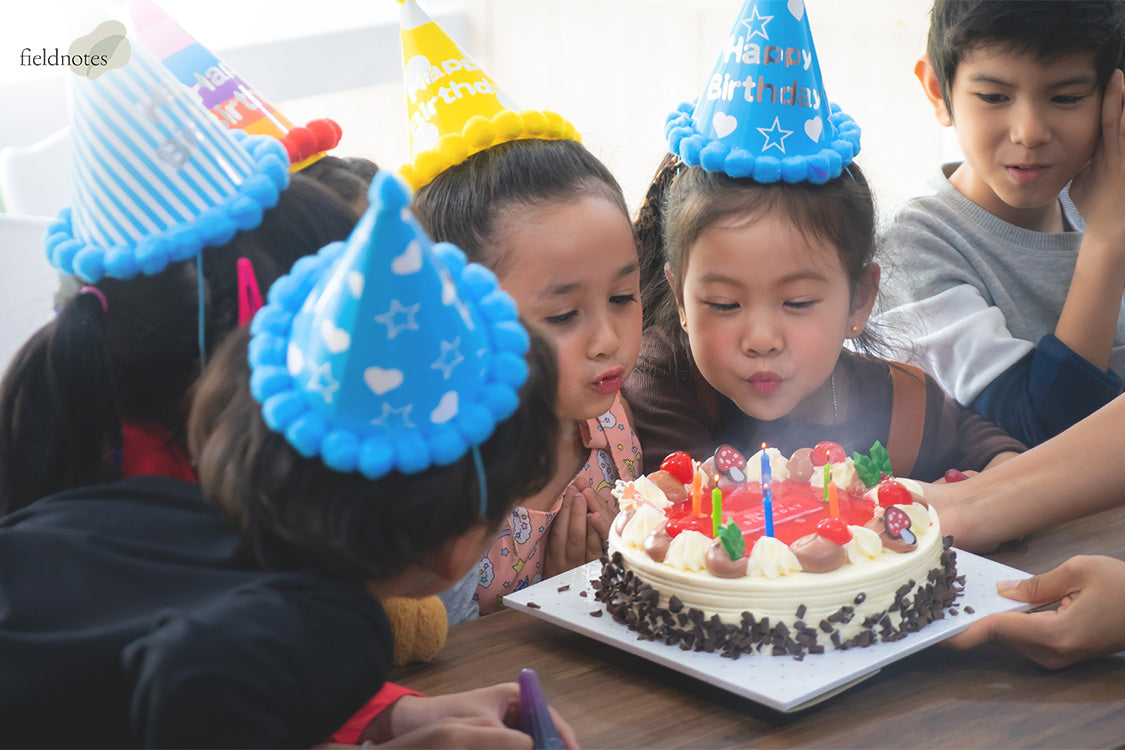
[397,0,580,189]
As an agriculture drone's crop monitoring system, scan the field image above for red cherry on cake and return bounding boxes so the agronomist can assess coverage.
[944,469,969,483]
[810,441,846,466]
[816,517,852,545]
[876,479,913,508]
[660,451,695,485]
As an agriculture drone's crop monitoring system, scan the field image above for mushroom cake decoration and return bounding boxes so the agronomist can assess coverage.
[883,506,917,545]
[714,445,747,484]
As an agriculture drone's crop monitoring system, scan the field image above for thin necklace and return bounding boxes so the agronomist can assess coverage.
[831,373,839,424]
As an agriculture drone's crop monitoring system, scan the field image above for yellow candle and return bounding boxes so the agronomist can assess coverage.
[827,480,840,518]
[691,468,702,517]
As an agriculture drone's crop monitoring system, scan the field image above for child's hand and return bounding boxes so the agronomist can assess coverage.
[944,555,1125,669]
[1070,69,1125,247]
[545,479,616,578]
[933,468,975,484]
[366,683,579,748]
[577,477,617,554]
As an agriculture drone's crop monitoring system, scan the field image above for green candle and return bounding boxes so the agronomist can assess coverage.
[823,462,831,503]
[712,487,722,537]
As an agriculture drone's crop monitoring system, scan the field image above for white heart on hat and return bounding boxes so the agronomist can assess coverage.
[287,343,304,376]
[430,390,459,424]
[713,111,738,139]
[391,240,423,275]
[347,271,364,296]
[321,320,352,353]
[364,366,404,396]
[788,0,805,21]
[804,116,823,142]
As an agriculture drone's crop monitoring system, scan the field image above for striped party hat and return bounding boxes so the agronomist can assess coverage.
[248,170,529,478]
[44,21,290,282]
[397,0,579,189]
[666,0,860,184]
[128,0,342,171]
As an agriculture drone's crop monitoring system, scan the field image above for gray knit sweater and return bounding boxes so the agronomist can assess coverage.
[876,164,1124,445]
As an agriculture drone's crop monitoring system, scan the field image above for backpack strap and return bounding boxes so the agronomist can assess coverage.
[887,363,927,477]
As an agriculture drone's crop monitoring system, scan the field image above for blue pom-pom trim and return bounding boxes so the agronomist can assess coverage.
[666,101,861,185]
[46,134,290,282]
[246,175,530,480]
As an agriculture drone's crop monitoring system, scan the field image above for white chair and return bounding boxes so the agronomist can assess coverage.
[0,214,58,372]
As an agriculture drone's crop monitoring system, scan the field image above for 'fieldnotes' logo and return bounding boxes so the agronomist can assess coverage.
[70,20,131,78]
[20,20,131,79]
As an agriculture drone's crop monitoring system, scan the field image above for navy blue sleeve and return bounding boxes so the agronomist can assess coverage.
[972,333,1123,447]
[124,574,392,748]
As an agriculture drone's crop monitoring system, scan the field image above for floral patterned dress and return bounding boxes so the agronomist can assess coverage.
[473,395,641,614]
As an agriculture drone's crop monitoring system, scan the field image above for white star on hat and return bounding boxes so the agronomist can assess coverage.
[374,299,422,339]
[306,361,340,404]
[742,6,772,41]
[431,338,465,379]
[371,402,415,429]
[757,116,793,154]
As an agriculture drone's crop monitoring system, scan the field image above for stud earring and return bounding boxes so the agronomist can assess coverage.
[850,325,859,335]
[680,318,688,329]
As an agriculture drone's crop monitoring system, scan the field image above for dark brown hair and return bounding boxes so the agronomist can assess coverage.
[412,138,629,275]
[927,0,1125,114]
[188,326,558,583]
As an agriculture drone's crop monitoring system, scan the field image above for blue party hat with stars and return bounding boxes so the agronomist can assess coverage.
[44,15,289,282]
[666,0,860,184]
[247,171,530,479]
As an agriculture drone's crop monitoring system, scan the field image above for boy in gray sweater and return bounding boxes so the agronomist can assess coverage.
[878,0,1125,446]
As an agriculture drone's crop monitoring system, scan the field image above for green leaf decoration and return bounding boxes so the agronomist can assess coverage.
[852,440,893,488]
[718,521,746,561]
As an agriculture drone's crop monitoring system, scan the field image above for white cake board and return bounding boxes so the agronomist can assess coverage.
[502,550,1030,713]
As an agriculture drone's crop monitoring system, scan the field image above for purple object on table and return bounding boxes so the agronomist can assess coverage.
[519,668,565,749]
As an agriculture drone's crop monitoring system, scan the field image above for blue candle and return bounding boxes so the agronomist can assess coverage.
[760,442,771,491]
[763,484,775,537]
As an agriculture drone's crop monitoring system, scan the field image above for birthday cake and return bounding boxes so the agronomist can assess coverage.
[593,442,962,657]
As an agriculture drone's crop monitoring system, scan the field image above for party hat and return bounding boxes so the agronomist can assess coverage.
[129,0,342,171]
[247,171,530,478]
[666,0,860,184]
[44,22,289,283]
[397,0,580,189]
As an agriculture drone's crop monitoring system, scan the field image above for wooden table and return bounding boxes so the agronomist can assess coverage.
[394,506,1125,748]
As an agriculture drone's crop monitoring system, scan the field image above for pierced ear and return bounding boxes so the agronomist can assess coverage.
[915,56,953,127]
[848,262,881,335]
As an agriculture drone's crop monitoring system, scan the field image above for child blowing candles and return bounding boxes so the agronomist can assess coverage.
[625,0,1025,481]
[0,172,577,749]
[401,0,643,617]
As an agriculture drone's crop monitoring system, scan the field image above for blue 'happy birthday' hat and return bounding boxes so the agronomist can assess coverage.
[247,171,529,481]
[44,17,289,282]
[666,0,860,184]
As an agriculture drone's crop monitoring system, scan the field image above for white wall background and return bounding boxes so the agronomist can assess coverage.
[282,0,949,219]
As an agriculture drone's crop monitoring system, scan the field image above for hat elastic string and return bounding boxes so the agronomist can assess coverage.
[472,444,488,518]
